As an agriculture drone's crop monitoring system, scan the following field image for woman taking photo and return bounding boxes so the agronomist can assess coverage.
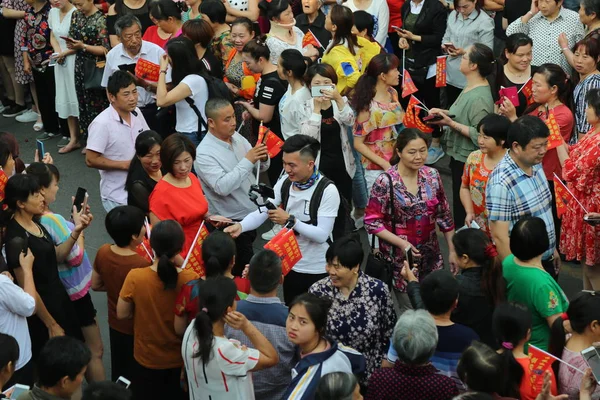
[441,0,494,105]
[148,0,184,41]
[149,134,209,260]
[278,49,311,140]
[181,276,278,398]
[300,63,356,204]
[107,0,153,48]
[559,89,600,290]
[117,220,197,399]
[427,43,495,228]
[365,129,456,296]
[156,37,208,146]
[182,19,223,79]
[125,130,162,214]
[284,293,365,399]
[352,53,404,193]
[572,38,600,142]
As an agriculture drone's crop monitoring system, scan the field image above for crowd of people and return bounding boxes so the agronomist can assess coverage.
[0,0,599,398]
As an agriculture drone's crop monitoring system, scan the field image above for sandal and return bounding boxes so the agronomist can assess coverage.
[58,142,82,154]
[33,121,44,131]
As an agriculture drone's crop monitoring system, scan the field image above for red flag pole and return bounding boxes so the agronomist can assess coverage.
[182,221,206,269]
[529,345,585,374]
[402,49,406,85]
[553,173,588,213]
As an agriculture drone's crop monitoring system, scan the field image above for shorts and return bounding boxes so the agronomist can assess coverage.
[72,292,97,327]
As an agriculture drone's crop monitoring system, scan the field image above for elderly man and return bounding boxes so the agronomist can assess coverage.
[101,14,170,135]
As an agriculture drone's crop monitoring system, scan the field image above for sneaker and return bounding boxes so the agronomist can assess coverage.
[57,137,69,148]
[426,146,445,165]
[36,132,60,141]
[261,225,281,240]
[15,109,39,123]
[2,104,27,118]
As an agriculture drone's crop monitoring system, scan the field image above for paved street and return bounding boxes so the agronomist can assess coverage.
[0,112,584,380]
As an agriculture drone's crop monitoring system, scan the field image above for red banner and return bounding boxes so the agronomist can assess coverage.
[403,96,433,133]
[545,113,563,150]
[528,345,558,388]
[135,58,160,82]
[520,78,535,106]
[435,56,447,88]
[182,223,211,277]
[302,29,323,48]
[258,124,284,158]
[402,70,418,98]
[264,228,302,276]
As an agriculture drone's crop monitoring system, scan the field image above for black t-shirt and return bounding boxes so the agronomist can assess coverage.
[319,105,344,170]
[252,71,286,141]
[504,0,532,25]
[126,162,160,214]
[200,50,224,80]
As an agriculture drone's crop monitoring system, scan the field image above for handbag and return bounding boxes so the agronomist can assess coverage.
[364,173,397,289]
[83,51,106,91]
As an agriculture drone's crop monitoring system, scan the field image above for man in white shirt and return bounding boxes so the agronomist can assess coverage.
[101,14,169,134]
[225,135,341,304]
[196,98,269,275]
[86,71,149,212]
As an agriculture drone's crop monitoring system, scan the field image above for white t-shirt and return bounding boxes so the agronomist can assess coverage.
[279,85,311,140]
[175,74,209,133]
[182,323,259,400]
[0,274,35,370]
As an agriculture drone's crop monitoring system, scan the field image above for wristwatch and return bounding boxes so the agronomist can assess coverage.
[286,214,297,227]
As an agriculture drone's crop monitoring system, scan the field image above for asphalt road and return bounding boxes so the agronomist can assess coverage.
[0,111,584,380]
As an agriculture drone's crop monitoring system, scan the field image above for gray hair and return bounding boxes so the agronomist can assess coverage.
[392,309,438,365]
[315,372,357,400]
[115,14,142,37]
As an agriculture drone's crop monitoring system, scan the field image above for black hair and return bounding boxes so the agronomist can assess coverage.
[165,36,203,86]
[203,230,236,278]
[526,63,574,113]
[125,130,162,192]
[453,0,482,20]
[502,33,533,64]
[205,98,234,121]
[467,43,495,78]
[509,216,550,261]
[0,133,23,174]
[281,134,320,160]
[353,10,374,37]
[150,220,185,290]
[82,381,132,400]
[586,88,600,118]
[107,70,135,96]
[25,162,54,189]
[420,270,459,315]
[0,333,19,371]
[452,228,505,305]
[506,115,549,150]
[248,249,282,294]
[242,35,271,62]
[182,19,215,49]
[37,336,92,388]
[306,63,338,86]
[492,302,532,398]
[105,205,146,248]
[0,140,12,170]
[289,293,333,338]
[2,174,41,224]
[258,0,289,20]
[231,17,254,33]
[351,53,400,112]
[457,341,503,394]
[315,372,358,400]
[477,114,510,146]
[389,128,431,165]
[327,5,359,56]
[280,49,310,81]
[193,276,238,364]
[160,133,196,175]
[325,234,363,270]
[581,0,600,18]
[150,0,184,21]
[200,0,227,24]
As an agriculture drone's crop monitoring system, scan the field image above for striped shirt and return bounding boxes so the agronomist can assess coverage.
[485,151,555,260]
[573,73,600,141]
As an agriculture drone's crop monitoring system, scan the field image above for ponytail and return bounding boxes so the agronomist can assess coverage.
[193,306,214,362]
[481,250,505,306]
[497,342,523,398]
[157,253,178,290]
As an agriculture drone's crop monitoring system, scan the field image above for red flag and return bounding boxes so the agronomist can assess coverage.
[520,78,535,106]
[528,345,558,388]
[264,228,302,276]
[134,238,154,263]
[135,58,160,82]
[545,113,563,150]
[435,56,447,88]
[182,222,211,277]
[402,70,418,98]
[302,29,323,49]
[403,96,433,133]
[258,124,284,158]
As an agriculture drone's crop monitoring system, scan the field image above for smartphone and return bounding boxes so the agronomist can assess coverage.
[36,140,45,159]
[48,52,59,67]
[3,384,30,399]
[391,25,403,31]
[582,346,600,384]
[311,85,334,97]
[118,63,136,74]
[59,36,74,42]
[584,215,600,226]
[423,114,456,122]
[115,376,131,389]
[404,244,414,268]
[72,187,87,213]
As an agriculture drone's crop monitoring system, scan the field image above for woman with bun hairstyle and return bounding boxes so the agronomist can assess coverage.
[181,275,279,399]
[278,49,312,140]
[322,5,380,95]
[117,220,197,400]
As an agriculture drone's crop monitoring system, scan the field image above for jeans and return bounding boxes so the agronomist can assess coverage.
[179,131,205,147]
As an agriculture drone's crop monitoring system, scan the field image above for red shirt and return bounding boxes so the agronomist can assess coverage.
[149,175,208,257]
[142,25,169,49]
[387,0,405,31]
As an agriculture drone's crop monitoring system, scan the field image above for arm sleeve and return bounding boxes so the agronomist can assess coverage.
[406,281,425,309]
[119,272,135,303]
[195,153,255,197]
[299,112,322,140]
[479,16,495,51]
[258,79,286,106]
[338,100,356,126]
[5,236,29,273]
[506,15,529,36]
[364,174,392,235]
[374,0,390,46]
[419,6,447,47]
[129,181,151,214]
[532,283,566,318]
[215,341,260,376]
[41,215,83,267]
[435,171,455,232]
[86,119,109,154]
[562,142,600,191]
[466,99,493,145]
[293,216,336,243]
[240,209,269,232]
[1,280,35,317]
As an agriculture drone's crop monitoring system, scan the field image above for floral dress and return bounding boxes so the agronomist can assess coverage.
[365,166,455,292]
[69,9,109,137]
[560,131,600,266]
[308,272,396,385]
[209,29,234,67]
[224,56,252,141]
[2,0,33,84]
[461,150,494,235]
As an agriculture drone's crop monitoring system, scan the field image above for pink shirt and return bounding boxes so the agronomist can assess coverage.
[87,105,149,204]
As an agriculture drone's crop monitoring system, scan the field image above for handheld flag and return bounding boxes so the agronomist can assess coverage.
[402,70,418,98]
[302,29,323,49]
[519,78,535,106]
[257,123,284,158]
[135,238,154,263]
[182,222,211,277]
[135,58,161,82]
[435,56,447,88]
[528,345,557,389]
[264,228,302,275]
[553,173,588,217]
[545,113,563,150]
[403,96,433,133]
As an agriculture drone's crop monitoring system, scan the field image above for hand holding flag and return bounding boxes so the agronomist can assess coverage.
[264,227,302,275]
[302,30,323,49]
[257,123,284,158]
[545,113,564,150]
[553,173,588,218]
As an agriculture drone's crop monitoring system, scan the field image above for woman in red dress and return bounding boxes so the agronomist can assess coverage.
[559,89,600,290]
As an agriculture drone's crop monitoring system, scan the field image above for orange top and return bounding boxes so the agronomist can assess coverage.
[224,48,261,100]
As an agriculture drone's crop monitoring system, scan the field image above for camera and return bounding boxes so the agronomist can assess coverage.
[249,184,277,211]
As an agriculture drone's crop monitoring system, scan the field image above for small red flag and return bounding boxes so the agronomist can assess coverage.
[402,70,418,98]
[258,124,284,158]
[182,222,211,277]
[403,96,433,133]
[302,29,323,49]
[435,56,447,88]
[134,238,154,263]
[135,58,161,82]
[545,113,563,150]
[520,78,535,106]
[264,228,302,276]
[528,345,558,388]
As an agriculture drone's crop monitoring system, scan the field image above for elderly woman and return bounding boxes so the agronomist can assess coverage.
[316,372,362,400]
[365,310,459,399]
[309,235,396,385]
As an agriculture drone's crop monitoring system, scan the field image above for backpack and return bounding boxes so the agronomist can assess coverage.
[184,73,234,139]
[280,176,355,243]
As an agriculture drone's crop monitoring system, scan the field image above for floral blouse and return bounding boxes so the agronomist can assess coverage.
[21,2,52,69]
[308,272,396,384]
[461,150,493,235]
[365,166,454,291]
[353,87,403,170]
[209,30,234,67]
